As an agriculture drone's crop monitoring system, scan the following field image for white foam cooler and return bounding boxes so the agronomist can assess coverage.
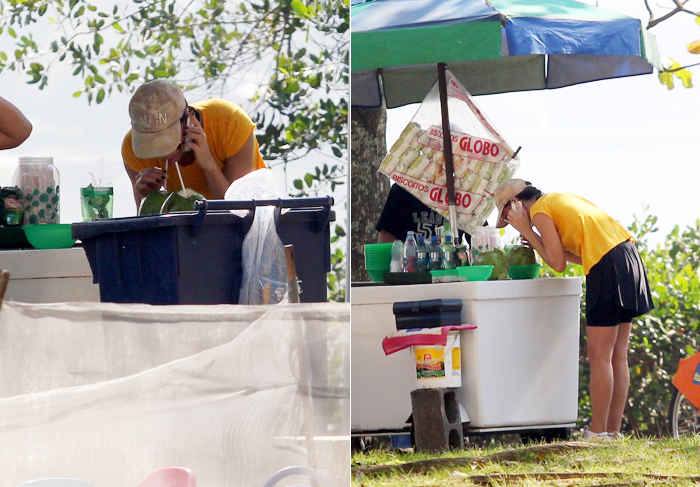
[351,277,582,433]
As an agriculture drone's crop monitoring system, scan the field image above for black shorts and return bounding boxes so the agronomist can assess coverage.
[585,239,654,327]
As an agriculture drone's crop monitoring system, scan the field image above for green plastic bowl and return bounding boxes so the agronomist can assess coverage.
[367,268,386,283]
[364,242,393,257]
[23,224,77,249]
[456,265,494,281]
[508,264,541,280]
[365,255,393,263]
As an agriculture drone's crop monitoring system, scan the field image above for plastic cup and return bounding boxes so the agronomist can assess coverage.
[80,186,114,221]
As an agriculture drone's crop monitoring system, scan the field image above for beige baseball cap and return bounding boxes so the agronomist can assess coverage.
[129,80,186,159]
[495,179,530,228]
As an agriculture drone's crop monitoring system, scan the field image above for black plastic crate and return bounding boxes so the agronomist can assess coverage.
[392,299,463,330]
[72,197,334,305]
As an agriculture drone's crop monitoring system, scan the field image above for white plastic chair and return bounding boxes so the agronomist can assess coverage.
[136,467,196,487]
[16,479,96,487]
[261,466,335,487]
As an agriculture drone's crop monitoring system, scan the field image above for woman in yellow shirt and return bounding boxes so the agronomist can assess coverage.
[122,80,266,208]
[496,179,654,441]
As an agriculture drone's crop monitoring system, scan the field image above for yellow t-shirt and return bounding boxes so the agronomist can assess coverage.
[530,193,632,274]
[122,98,266,199]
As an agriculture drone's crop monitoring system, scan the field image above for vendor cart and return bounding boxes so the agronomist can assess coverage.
[351,277,582,440]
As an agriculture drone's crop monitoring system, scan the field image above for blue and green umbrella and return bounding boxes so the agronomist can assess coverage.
[352,0,661,108]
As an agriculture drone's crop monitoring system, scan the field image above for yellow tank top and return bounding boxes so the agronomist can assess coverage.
[122,98,266,199]
[530,193,631,274]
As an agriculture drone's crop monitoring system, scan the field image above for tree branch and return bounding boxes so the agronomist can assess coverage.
[647,0,699,29]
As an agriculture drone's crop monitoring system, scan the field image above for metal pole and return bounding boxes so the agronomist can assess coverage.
[437,63,459,235]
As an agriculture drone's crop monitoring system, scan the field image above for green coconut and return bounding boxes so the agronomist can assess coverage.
[139,189,204,215]
[475,248,509,280]
[138,190,168,216]
[160,189,204,213]
[508,245,537,266]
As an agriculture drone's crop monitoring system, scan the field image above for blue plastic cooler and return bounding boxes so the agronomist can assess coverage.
[71,197,334,304]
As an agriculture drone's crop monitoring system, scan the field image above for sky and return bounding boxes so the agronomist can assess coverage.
[385,0,700,248]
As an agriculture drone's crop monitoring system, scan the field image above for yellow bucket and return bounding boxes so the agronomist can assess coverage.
[411,331,461,389]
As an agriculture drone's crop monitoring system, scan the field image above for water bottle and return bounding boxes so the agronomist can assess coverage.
[442,235,457,269]
[390,239,403,273]
[443,220,454,242]
[403,231,417,272]
[429,235,442,270]
[416,235,430,272]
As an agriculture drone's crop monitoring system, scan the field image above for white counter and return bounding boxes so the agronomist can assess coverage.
[0,247,100,303]
[351,277,582,433]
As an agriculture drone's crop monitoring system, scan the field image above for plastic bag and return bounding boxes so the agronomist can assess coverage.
[378,69,521,235]
[225,168,289,304]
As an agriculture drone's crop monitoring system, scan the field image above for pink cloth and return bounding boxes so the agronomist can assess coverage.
[382,325,477,355]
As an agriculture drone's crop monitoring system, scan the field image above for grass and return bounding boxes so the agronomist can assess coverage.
[352,435,700,486]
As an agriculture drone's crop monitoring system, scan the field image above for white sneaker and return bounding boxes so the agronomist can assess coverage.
[581,428,611,441]
[608,431,625,440]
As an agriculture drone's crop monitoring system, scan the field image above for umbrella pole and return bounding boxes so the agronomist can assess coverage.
[437,63,459,237]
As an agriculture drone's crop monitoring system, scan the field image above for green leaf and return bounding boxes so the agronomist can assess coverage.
[332,146,342,158]
[293,179,303,190]
[658,71,674,90]
[154,70,169,78]
[113,23,125,33]
[96,88,105,103]
[72,91,82,98]
[125,73,139,84]
[291,0,310,18]
[8,27,16,38]
[675,68,693,89]
[304,173,314,187]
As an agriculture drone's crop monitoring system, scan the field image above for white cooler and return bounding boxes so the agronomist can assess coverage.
[0,247,100,303]
[351,277,582,433]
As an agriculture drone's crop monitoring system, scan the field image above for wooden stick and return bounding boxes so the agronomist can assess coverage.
[285,244,300,303]
[0,269,10,311]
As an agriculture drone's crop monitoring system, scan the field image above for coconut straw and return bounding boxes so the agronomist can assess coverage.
[174,162,187,198]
